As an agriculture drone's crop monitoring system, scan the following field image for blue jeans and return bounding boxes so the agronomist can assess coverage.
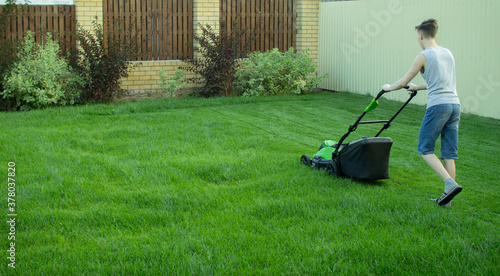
[418,104,460,159]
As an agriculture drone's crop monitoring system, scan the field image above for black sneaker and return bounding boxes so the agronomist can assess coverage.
[430,185,462,206]
[429,198,451,207]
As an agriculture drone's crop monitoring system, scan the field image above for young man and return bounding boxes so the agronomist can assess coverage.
[382,19,462,206]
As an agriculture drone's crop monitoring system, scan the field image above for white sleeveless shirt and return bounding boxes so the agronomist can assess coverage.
[420,47,460,108]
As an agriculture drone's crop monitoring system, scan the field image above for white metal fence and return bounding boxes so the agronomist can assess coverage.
[318,0,499,119]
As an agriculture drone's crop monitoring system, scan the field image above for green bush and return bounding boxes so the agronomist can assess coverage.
[0,31,82,110]
[182,21,257,97]
[159,68,188,97]
[68,18,141,103]
[234,48,327,96]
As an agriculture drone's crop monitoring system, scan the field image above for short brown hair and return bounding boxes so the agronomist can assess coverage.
[415,19,438,38]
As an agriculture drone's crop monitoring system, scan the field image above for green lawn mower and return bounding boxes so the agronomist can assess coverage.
[301,88,417,180]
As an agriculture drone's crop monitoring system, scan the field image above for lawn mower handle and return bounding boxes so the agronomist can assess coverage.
[333,86,416,156]
[377,86,411,99]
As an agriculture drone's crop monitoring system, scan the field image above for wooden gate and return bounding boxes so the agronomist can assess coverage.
[220,0,297,53]
[103,0,194,61]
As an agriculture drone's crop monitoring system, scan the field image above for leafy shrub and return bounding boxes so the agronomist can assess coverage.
[159,68,188,97]
[68,18,141,103]
[234,48,328,96]
[0,32,83,110]
[182,21,257,97]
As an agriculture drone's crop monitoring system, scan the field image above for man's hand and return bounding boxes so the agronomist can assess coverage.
[406,83,418,91]
[382,84,392,91]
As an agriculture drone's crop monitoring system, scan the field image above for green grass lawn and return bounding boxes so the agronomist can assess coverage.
[1,92,499,275]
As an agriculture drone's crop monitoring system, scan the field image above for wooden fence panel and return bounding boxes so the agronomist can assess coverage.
[0,5,76,53]
[220,0,297,54]
[103,0,193,61]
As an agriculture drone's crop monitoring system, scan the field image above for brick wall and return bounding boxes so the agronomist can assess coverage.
[297,0,320,66]
[74,0,102,32]
[74,0,319,94]
[124,61,195,94]
[194,0,220,29]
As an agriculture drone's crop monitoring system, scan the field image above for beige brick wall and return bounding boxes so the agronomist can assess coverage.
[74,0,103,32]
[297,0,320,66]
[122,61,197,94]
[74,0,320,94]
[194,0,220,30]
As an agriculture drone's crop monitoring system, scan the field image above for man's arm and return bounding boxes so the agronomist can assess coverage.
[407,82,427,91]
[383,54,426,92]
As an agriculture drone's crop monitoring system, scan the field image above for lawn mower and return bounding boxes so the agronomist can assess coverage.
[300,88,417,180]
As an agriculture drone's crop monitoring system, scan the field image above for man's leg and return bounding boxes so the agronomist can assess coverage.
[418,105,462,206]
[422,154,462,206]
[443,159,456,180]
[434,104,461,205]
[420,154,451,181]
